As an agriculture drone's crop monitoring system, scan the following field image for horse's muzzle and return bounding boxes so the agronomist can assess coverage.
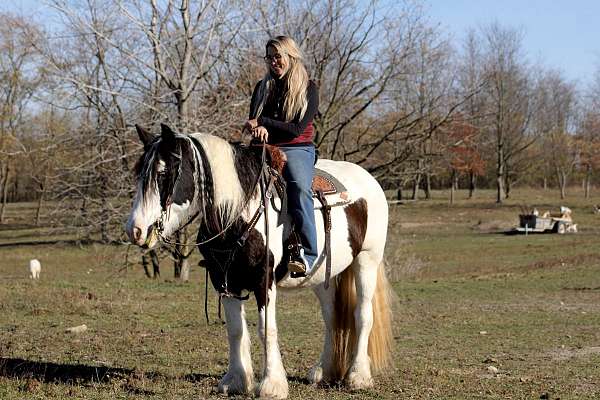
[126,219,155,248]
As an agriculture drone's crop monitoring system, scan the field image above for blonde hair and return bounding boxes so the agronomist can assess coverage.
[251,35,309,122]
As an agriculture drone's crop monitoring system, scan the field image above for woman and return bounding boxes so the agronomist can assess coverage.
[244,35,318,275]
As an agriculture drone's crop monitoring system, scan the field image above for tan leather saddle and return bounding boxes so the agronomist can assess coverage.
[311,168,347,199]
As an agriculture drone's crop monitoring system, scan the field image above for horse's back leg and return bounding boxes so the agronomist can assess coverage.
[308,281,337,384]
[256,283,288,399]
[218,297,254,395]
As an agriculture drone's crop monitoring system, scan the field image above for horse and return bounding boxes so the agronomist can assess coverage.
[125,124,393,399]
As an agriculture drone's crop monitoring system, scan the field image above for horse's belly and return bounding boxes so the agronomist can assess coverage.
[277,202,363,289]
[277,158,387,289]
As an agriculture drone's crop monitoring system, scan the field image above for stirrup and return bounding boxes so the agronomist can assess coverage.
[288,259,307,274]
[287,245,310,277]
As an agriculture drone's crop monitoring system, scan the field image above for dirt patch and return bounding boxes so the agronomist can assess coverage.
[548,346,600,361]
[526,253,600,271]
[472,219,514,233]
[400,221,444,229]
[386,253,428,281]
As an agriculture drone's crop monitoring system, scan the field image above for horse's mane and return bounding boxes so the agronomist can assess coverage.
[134,132,286,232]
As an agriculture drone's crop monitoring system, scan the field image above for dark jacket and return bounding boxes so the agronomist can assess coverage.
[249,79,319,146]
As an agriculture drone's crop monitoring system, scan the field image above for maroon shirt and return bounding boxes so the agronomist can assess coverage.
[250,79,319,146]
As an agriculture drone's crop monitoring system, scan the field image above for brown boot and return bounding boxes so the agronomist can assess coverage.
[287,258,307,274]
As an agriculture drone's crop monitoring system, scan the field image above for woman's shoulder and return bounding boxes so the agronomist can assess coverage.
[307,79,319,93]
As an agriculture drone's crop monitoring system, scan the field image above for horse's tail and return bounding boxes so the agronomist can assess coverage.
[332,260,394,380]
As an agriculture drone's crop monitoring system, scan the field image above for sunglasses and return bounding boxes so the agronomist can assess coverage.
[263,54,283,62]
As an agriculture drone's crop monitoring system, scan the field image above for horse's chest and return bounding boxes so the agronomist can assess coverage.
[199,229,274,297]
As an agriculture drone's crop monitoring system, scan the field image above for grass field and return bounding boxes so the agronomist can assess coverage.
[1,188,600,399]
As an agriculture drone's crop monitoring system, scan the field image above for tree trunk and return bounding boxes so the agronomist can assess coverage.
[411,173,421,200]
[496,134,505,203]
[35,181,45,226]
[556,167,567,199]
[424,173,431,200]
[396,187,403,200]
[180,258,190,282]
[142,249,161,279]
[505,175,511,199]
[450,170,456,205]
[173,227,191,281]
[543,177,547,190]
[0,162,10,223]
[585,166,592,198]
[100,174,110,242]
[468,171,476,199]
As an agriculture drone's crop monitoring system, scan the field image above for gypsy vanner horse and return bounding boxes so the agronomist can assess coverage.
[125,124,393,399]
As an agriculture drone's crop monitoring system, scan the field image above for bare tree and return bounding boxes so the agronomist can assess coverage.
[477,23,536,202]
[533,70,578,199]
[40,0,243,280]
[0,13,45,222]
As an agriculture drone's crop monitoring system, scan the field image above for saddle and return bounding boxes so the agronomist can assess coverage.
[311,168,348,200]
[263,145,349,288]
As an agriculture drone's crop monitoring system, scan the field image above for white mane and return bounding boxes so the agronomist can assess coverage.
[190,133,245,227]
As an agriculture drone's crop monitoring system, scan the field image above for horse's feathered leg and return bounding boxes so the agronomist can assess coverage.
[345,251,379,389]
[308,281,337,384]
[218,297,254,395]
[256,283,288,399]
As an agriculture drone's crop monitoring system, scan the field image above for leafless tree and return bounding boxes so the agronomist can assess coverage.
[40,0,244,280]
[0,13,45,222]
[533,69,578,199]
[477,23,536,202]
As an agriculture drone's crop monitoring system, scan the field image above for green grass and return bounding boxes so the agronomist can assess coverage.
[1,188,600,398]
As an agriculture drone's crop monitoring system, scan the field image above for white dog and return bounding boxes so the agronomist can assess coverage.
[29,259,41,279]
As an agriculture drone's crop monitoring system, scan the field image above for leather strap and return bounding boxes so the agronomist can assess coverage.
[316,190,332,289]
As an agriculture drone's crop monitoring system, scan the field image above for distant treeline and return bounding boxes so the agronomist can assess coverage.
[1,0,599,240]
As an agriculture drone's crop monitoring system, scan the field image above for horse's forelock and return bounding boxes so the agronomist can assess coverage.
[134,137,173,205]
[138,144,159,203]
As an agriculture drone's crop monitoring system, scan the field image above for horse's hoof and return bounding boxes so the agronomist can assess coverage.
[218,370,253,395]
[308,363,335,385]
[256,375,288,399]
[344,369,374,390]
[307,364,323,384]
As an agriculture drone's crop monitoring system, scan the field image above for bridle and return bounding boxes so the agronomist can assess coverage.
[150,140,280,250]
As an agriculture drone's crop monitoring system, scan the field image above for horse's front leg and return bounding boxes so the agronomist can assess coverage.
[256,283,288,399]
[218,297,254,395]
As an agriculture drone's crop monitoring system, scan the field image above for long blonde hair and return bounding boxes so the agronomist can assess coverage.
[251,36,309,122]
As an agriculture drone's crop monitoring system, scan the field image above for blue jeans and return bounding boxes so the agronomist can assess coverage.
[279,145,317,267]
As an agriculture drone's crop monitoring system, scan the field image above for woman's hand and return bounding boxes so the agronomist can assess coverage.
[243,118,258,134]
[251,126,269,142]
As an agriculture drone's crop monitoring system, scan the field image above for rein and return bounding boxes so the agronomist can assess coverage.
[154,141,272,249]
[151,138,278,300]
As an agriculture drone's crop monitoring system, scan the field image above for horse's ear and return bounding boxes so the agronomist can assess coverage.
[135,124,155,146]
[160,123,176,143]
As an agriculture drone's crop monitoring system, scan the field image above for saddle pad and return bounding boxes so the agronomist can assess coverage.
[312,168,347,197]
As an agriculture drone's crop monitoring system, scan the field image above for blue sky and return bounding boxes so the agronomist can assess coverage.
[3,0,599,85]
[425,0,600,85]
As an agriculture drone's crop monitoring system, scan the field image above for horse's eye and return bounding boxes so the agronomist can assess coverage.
[157,171,167,181]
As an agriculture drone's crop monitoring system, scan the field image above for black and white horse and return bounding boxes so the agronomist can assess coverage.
[126,124,393,399]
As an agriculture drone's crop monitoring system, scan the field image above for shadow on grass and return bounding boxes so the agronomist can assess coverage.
[0,357,219,385]
[0,357,133,384]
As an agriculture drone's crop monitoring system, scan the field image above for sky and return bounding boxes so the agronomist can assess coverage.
[2,0,599,86]
[425,0,600,86]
